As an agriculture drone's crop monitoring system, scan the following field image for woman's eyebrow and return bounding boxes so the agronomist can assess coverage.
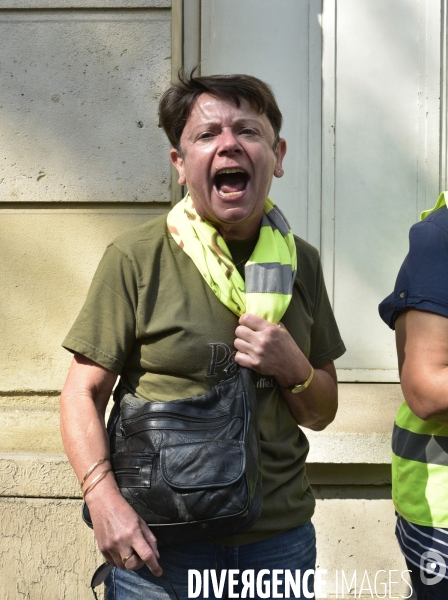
[191,118,262,131]
[231,117,263,127]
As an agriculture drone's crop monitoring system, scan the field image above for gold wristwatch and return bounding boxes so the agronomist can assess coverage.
[283,365,315,394]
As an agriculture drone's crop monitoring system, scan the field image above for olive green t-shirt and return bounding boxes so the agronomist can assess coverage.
[63,214,345,545]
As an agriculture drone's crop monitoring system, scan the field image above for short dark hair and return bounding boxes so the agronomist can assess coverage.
[158,70,283,151]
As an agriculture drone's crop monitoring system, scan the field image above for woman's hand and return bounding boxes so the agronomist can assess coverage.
[60,354,162,576]
[234,314,338,430]
[86,482,161,574]
[234,314,310,386]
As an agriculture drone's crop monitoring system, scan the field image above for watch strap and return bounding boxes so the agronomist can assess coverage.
[283,365,315,393]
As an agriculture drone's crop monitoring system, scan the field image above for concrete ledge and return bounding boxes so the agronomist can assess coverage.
[307,432,392,464]
[306,383,403,464]
[1,384,404,465]
[0,452,80,497]
[325,383,404,435]
[0,453,395,498]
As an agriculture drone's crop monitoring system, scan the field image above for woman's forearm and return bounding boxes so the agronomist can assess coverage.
[60,353,117,486]
[60,354,162,576]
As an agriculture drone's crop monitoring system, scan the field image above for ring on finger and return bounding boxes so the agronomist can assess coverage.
[121,552,134,566]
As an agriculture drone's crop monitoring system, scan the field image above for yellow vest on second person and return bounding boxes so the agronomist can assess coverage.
[392,191,448,527]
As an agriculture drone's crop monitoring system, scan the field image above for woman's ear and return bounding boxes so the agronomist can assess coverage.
[170,148,186,185]
[274,138,287,178]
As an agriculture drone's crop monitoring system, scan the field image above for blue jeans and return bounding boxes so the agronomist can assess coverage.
[105,521,316,599]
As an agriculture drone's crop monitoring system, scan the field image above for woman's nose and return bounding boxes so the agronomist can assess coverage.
[218,129,242,153]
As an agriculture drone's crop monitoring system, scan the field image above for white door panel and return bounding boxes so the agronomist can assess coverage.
[329,0,441,380]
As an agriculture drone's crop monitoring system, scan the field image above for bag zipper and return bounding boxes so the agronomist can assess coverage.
[122,411,232,427]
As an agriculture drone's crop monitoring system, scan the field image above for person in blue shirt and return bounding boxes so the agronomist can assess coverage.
[379,195,448,600]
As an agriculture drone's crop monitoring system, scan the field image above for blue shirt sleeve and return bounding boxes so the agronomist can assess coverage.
[379,207,448,330]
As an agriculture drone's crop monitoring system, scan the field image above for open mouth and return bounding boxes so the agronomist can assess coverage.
[214,168,249,198]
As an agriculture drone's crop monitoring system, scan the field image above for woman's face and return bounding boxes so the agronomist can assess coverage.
[170,93,286,240]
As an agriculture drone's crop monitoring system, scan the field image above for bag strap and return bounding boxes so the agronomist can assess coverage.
[106,381,123,435]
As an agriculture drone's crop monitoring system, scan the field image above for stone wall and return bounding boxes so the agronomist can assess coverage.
[0,1,173,598]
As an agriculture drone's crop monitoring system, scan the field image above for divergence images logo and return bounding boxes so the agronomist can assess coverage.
[420,551,447,586]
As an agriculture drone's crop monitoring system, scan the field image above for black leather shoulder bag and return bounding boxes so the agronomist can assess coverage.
[83,367,262,547]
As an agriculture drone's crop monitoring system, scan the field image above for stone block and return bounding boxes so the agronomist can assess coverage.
[0,9,171,202]
[0,403,63,454]
[0,209,165,391]
[0,497,104,600]
[3,1,169,6]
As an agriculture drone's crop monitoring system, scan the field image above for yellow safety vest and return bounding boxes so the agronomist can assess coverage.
[392,191,448,527]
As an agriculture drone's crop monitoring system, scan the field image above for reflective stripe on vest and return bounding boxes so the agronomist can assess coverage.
[392,402,448,527]
[393,425,448,466]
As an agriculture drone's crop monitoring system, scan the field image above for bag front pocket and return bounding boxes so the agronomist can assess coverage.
[161,439,245,488]
[112,439,248,525]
